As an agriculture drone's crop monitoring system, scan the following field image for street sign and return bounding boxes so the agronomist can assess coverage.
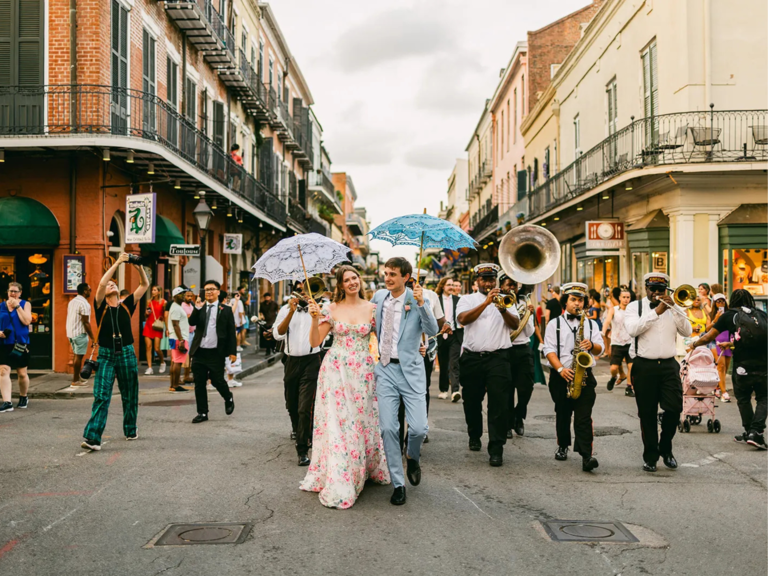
[169,244,201,256]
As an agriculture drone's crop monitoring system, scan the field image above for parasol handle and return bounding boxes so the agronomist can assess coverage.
[415,207,426,287]
[297,245,319,312]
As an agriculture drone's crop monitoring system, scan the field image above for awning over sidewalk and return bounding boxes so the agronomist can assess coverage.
[139,216,185,253]
[0,197,60,246]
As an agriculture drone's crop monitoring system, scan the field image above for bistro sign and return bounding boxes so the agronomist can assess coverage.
[586,220,625,250]
[125,193,156,244]
[169,244,201,256]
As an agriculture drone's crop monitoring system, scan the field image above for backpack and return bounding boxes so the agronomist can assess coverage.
[733,306,768,354]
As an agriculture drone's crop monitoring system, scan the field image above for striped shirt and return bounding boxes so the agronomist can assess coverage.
[66,295,91,339]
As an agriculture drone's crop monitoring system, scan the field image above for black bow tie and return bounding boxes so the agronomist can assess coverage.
[567,313,580,321]
[296,306,308,313]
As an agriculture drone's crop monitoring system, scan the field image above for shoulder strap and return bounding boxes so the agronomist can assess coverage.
[635,298,643,353]
[556,316,561,359]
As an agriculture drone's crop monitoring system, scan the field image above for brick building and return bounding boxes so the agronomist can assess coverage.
[0,0,339,372]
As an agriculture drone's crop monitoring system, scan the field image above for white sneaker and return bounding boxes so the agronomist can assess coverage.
[236,346,244,352]
[228,380,243,388]
[437,392,449,400]
[144,367,154,375]
[159,363,167,374]
[722,392,731,403]
[451,391,462,403]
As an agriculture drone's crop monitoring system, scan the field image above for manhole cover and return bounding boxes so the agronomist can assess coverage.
[139,399,196,407]
[153,523,252,546]
[533,415,556,422]
[542,520,638,543]
[594,426,632,437]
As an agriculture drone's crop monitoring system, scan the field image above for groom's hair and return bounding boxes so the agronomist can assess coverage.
[385,257,412,280]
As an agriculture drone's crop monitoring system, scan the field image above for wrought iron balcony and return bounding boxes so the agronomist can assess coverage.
[308,169,341,213]
[306,214,330,236]
[523,108,767,221]
[0,84,286,225]
[164,0,237,69]
[468,204,499,240]
[346,212,368,237]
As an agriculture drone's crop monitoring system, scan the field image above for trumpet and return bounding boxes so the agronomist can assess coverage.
[493,293,517,309]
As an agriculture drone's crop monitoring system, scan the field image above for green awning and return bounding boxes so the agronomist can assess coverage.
[0,197,60,246]
[140,215,185,253]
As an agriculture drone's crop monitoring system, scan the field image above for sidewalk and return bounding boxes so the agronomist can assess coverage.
[15,346,282,400]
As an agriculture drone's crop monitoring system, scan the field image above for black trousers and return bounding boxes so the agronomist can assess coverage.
[191,348,233,416]
[507,344,535,431]
[437,331,462,393]
[732,366,768,434]
[548,369,597,457]
[632,357,683,463]
[284,353,321,455]
[399,355,433,452]
[460,350,511,456]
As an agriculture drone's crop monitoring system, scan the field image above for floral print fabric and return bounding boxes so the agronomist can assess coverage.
[300,309,390,508]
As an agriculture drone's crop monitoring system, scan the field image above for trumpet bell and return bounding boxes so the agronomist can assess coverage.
[499,225,561,286]
[493,294,517,308]
[305,277,326,299]
[672,284,696,308]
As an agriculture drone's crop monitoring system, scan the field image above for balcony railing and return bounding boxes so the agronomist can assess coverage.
[0,84,286,224]
[469,204,499,239]
[524,108,767,220]
[307,215,330,236]
[164,0,236,68]
[308,169,341,212]
[346,212,368,236]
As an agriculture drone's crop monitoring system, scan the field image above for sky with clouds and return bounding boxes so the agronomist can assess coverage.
[272,0,590,260]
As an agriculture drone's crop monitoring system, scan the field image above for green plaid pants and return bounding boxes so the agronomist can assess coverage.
[83,344,139,442]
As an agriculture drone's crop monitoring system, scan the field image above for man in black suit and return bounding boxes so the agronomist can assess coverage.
[188,280,237,423]
[436,277,463,403]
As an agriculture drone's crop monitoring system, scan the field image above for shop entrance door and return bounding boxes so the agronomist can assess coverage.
[0,250,53,370]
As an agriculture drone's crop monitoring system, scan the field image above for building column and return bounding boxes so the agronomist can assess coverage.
[669,211,695,286]
[708,213,720,284]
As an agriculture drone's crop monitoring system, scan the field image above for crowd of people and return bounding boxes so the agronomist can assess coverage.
[1,252,765,511]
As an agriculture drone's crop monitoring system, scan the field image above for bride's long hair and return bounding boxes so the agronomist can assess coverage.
[333,265,366,303]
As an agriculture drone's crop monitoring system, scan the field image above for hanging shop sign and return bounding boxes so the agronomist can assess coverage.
[169,244,201,256]
[125,193,156,244]
[223,234,243,255]
[586,220,625,250]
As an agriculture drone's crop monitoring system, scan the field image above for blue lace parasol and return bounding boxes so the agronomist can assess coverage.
[367,214,477,250]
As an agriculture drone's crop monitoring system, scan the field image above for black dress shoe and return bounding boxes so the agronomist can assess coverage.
[390,486,406,505]
[192,414,208,424]
[661,453,678,469]
[506,429,514,439]
[406,457,421,486]
[643,461,657,472]
[290,431,297,440]
[468,439,482,452]
[625,387,635,397]
[582,456,599,472]
[555,446,569,461]
[489,454,503,467]
[225,397,235,415]
[423,434,429,444]
[514,418,525,437]
[298,454,310,467]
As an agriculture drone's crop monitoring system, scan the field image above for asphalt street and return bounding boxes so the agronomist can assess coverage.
[0,362,766,576]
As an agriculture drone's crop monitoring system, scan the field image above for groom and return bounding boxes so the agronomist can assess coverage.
[372,257,439,505]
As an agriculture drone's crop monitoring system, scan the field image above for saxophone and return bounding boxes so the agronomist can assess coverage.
[567,310,595,400]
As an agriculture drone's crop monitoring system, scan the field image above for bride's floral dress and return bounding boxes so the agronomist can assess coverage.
[300,309,390,509]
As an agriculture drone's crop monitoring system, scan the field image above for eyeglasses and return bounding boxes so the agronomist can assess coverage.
[647,286,667,293]
[7,290,20,294]
[204,288,219,292]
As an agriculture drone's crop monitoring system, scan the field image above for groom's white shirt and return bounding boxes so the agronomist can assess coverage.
[380,291,406,359]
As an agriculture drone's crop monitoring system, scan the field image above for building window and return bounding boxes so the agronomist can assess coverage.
[185,77,196,121]
[506,99,510,152]
[521,75,525,117]
[574,114,581,158]
[142,30,156,133]
[543,147,550,180]
[513,88,518,143]
[269,57,274,87]
[606,78,618,164]
[641,40,658,119]
[259,41,265,78]
[500,111,504,159]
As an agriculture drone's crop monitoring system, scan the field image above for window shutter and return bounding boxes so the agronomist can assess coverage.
[212,101,224,148]
[649,42,658,117]
[259,137,273,190]
[517,169,527,200]
[17,0,41,85]
[0,0,11,85]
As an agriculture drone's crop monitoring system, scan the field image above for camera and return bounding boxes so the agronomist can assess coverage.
[126,254,145,265]
[80,358,99,380]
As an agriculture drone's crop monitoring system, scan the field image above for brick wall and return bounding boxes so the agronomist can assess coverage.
[527,0,605,111]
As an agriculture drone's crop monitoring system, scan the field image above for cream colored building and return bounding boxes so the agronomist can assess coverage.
[445,159,469,228]
[466,105,497,256]
[520,0,768,302]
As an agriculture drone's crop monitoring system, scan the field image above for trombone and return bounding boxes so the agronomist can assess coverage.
[659,284,696,318]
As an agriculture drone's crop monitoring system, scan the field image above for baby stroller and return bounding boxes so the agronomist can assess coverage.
[678,347,722,433]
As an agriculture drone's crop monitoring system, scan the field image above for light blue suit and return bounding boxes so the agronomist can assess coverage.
[372,288,439,488]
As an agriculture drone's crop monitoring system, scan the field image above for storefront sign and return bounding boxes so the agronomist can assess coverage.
[223,233,243,254]
[63,255,85,295]
[652,252,668,273]
[586,221,625,249]
[169,244,201,256]
[125,193,156,244]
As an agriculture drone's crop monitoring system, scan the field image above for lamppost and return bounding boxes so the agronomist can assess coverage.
[193,198,213,292]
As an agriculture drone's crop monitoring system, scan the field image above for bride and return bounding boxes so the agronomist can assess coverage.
[300,265,390,508]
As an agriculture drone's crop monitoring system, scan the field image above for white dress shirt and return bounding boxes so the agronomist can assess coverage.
[272,304,321,357]
[441,294,455,328]
[609,307,632,346]
[511,314,535,346]
[456,292,518,353]
[381,291,407,359]
[625,298,692,359]
[542,314,604,368]
[199,302,219,349]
